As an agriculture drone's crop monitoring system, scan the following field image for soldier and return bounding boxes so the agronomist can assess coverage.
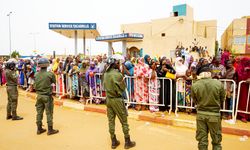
[103,56,136,149]
[34,58,59,135]
[5,59,23,120]
[191,64,225,150]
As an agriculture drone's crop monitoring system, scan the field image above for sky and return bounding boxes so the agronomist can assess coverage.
[0,0,250,56]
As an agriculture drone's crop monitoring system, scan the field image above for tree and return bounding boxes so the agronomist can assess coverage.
[11,50,20,58]
[214,40,219,57]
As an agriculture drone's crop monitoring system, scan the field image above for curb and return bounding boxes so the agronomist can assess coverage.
[24,92,250,137]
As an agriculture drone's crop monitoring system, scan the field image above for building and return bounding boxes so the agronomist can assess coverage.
[121,4,217,58]
[221,16,250,55]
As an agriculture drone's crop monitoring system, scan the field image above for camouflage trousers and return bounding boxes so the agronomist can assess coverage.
[36,95,54,127]
[196,112,222,150]
[6,86,18,117]
[106,97,129,138]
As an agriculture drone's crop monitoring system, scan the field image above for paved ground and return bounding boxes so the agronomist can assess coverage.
[0,86,250,150]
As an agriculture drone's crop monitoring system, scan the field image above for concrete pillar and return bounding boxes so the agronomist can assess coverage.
[74,30,78,56]
[108,42,113,57]
[122,40,127,56]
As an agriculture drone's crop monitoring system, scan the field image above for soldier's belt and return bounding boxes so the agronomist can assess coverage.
[197,111,220,116]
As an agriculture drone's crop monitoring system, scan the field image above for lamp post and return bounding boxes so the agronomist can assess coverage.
[7,11,12,58]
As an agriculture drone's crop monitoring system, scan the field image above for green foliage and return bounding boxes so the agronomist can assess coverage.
[230,48,237,57]
[215,40,219,57]
[10,50,20,58]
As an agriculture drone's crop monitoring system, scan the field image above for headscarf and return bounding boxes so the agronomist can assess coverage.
[79,61,87,73]
[125,61,134,76]
[236,57,250,81]
[175,57,187,76]
[184,55,193,68]
[52,58,59,72]
[221,50,230,66]
[138,57,145,66]
[125,61,134,70]
[89,62,96,70]
[85,62,97,87]
[144,54,150,65]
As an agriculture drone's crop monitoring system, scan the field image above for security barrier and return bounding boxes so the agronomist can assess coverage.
[33,70,250,122]
[175,78,237,122]
[235,81,250,122]
[219,79,236,122]
[175,78,195,117]
[123,76,173,114]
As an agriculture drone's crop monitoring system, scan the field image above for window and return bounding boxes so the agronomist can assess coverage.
[161,33,165,37]
[173,11,178,17]
[234,36,246,44]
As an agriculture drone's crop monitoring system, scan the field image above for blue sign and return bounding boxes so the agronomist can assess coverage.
[49,23,96,30]
[96,33,143,41]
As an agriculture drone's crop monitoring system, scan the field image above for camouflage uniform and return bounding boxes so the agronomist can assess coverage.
[104,63,135,149]
[191,78,225,150]
[104,68,129,138]
[34,58,58,135]
[5,69,19,119]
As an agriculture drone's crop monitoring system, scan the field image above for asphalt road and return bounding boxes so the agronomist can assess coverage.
[0,86,249,150]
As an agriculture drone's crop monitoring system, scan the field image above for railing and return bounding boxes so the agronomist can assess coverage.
[235,81,250,122]
[175,78,237,122]
[34,70,250,122]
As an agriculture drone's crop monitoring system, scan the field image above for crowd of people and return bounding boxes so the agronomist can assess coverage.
[0,49,250,122]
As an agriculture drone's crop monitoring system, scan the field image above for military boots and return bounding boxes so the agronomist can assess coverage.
[6,115,12,120]
[111,135,120,149]
[47,126,59,135]
[12,116,23,120]
[124,136,136,149]
[37,125,46,135]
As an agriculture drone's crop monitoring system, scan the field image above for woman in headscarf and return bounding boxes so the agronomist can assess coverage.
[134,57,150,110]
[175,57,188,106]
[18,59,25,87]
[144,54,151,65]
[184,55,194,69]
[69,62,79,99]
[1,59,7,85]
[124,60,135,102]
[148,59,160,112]
[157,57,176,111]
[79,60,89,103]
[56,61,64,96]
[235,57,250,122]
[221,49,230,66]
[86,62,98,102]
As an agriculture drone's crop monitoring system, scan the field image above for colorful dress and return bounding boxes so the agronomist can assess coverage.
[148,69,160,112]
[134,58,150,103]
[185,78,192,113]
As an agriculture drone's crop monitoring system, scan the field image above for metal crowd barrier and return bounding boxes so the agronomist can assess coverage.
[122,76,172,113]
[219,79,236,122]
[52,74,66,99]
[175,78,237,122]
[49,71,243,123]
[175,78,195,117]
[235,81,250,122]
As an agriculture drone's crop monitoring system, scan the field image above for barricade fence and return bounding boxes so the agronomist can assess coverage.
[43,72,249,122]
[175,78,237,122]
[235,81,250,121]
